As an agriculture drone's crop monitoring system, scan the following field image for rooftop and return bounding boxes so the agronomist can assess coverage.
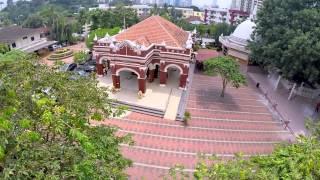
[115,16,189,48]
[0,26,41,44]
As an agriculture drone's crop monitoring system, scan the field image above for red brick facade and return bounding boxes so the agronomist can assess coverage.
[93,16,193,93]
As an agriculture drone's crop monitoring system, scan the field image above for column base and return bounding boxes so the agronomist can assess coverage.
[160,84,166,87]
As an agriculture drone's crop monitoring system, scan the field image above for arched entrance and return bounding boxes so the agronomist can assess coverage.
[113,67,146,93]
[97,56,110,76]
[164,64,183,88]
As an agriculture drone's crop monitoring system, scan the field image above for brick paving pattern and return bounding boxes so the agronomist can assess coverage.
[95,73,293,179]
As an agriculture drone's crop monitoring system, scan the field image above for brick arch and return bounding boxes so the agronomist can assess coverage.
[164,63,183,75]
[99,56,110,64]
[116,67,141,79]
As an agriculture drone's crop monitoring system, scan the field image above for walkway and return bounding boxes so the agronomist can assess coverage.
[248,71,319,135]
[94,72,293,179]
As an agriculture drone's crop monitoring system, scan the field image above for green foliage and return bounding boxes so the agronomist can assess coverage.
[88,6,139,31]
[74,51,89,64]
[193,136,320,180]
[249,0,320,85]
[85,27,120,49]
[183,111,191,126]
[0,43,10,54]
[0,51,131,179]
[22,14,45,28]
[204,56,246,97]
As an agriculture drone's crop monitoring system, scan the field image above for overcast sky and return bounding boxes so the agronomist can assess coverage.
[0,0,233,9]
[193,0,232,8]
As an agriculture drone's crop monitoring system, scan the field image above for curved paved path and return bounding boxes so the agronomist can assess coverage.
[95,73,293,179]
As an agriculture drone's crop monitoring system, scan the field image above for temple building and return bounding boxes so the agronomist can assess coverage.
[219,19,256,66]
[93,16,193,94]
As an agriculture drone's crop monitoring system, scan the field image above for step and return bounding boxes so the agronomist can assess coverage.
[187,96,264,107]
[106,119,289,142]
[189,117,284,131]
[112,101,165,118]
[187,102,270,114]
[187,109,275,122]
[116,112,284,131]
[117,132,276,155]
[122,146,198,170]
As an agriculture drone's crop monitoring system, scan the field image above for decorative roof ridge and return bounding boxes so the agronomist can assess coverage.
[153,16,181,48]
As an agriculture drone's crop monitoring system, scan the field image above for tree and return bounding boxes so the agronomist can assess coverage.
[6,0,13,8]
[88,6,139,30]
[193,135,320,179]
[0,43,9,54]
[23,14,45,28]
[73,51,89,64]
[204,56,246,97]
[0,51,131,179]
[249,0,320,85]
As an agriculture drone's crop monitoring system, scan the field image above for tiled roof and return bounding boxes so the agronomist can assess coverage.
[115,16,189,48]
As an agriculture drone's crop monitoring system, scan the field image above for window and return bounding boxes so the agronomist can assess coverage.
[31,36,35,41]
[23,36,28,40]
[12,43,16,48]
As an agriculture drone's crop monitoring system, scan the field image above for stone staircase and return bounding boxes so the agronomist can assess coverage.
[111,101,165,118]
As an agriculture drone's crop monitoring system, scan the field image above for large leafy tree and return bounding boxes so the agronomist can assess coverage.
[88,6,139,31]
[0,51,131,179]
[249,0,320,85]
[204,56,246,97]
[22,14,45,28]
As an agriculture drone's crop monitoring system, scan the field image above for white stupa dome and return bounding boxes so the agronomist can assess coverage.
[229,19,256,46]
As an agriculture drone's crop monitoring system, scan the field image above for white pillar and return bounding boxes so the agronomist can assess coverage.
[288,83,296,100]
[274,75,282,90]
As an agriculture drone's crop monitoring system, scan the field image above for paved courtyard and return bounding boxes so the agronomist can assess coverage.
[40,42,88,66]
[98,69,183,120]
[94,72,294,179]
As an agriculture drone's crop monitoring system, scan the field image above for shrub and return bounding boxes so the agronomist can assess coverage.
[183,111,191,126]
[74,51,89,64]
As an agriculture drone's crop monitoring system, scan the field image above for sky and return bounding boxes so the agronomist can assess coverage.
[193,0,232,8]
[0,0,233,10]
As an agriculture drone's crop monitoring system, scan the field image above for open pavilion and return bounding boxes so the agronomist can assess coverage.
[93,15,194,94]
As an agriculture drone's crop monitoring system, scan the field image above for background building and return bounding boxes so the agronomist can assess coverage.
[0,26,56,53]
[204,7,228,24]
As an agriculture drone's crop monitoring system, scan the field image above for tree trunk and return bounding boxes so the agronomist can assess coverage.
[221,79,227,97]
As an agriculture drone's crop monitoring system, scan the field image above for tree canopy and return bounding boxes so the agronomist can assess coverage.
[0,51,131,179]
[88,7,139,31]
[193,135,320,179]
[204,56,246,97]
[249,0,320,85]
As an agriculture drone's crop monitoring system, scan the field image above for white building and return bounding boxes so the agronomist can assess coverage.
[0,26,56,53]
[175,7,194,19]
[219,19,256,65]
[205,7,228,24]
[131,5,152,17]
